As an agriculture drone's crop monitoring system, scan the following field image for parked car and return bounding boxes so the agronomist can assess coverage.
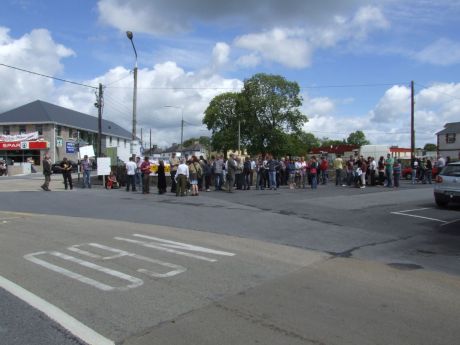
[434,162,460,207]
[51,160,78,174]
[402,166,439,180]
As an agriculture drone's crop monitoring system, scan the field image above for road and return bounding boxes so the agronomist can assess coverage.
[0,174,459,345]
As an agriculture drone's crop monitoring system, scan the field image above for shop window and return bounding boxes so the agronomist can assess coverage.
[1,126,9,135]
[19,125,26,134]
[446,133,456,144]
[35,125,43,135]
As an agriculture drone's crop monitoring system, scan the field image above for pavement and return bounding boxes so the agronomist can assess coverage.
[0,174,459,345]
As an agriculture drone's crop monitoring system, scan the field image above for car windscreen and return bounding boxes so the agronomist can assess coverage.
[441,165,460,177]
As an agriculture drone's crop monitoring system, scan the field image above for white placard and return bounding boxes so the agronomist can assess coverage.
[79,145,95,157]
[97,157,111,176]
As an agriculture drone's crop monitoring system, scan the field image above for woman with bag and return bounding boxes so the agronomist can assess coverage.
[188,156,202,196]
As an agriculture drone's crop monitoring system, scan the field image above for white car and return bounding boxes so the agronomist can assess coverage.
[434,161,460,207]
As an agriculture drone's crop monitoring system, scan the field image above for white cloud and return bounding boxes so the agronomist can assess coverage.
[236,53,261,68]
[415,38,460,66]
[301,82,460,148]
[369,85,411,123]
[55,62,243,148]
[235,28,313,68]
[97,0,369,35]
[0,27,75,110]
[211,42,230,69]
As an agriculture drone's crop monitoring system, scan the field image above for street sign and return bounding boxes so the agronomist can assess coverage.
[66,142,75,153]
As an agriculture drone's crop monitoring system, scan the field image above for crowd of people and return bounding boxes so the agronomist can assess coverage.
[40,151,452,194]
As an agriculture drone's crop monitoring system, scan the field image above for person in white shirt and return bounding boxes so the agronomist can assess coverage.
[175,158,189,196]
[125,157,137,192]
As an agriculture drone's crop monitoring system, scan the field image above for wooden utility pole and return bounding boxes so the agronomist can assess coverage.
[97,83,103,158]
[410,80,415,161]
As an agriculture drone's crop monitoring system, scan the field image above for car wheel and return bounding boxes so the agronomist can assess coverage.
[435,195,449,207]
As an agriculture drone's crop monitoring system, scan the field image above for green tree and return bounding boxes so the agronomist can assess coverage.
[239,73,307,156]
[320,137,346,147]
[423,143,437,151]
[346,130,370,146]
[182,136,211,148]
[202,92,241,153]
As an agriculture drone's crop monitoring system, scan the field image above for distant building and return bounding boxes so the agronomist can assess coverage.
[309,145,359,160]
[0,100,139,169]
[152,142,208,161]
[436,122,460,161]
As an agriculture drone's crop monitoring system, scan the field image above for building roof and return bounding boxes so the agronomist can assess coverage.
[0,100,132,140]
[436,122,460,135]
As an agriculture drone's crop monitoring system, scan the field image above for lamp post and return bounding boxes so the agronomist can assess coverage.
[162,105,184,151]
[126,31,138,155]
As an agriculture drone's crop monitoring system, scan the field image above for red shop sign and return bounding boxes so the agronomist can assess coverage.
[0,141,49,150]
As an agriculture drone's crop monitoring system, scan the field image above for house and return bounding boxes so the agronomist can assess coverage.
[436,122,460,161]
[0,100,139,170]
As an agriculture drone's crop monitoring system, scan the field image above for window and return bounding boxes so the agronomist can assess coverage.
[117,138,120,146]
[19,125,26,134]
[35,125,43,135]
[69,128,73,137]
[2,126,9,135]
[446,133,456,144]
[109,136,112,145]
[57,126,62,136]
[124,139,127,148]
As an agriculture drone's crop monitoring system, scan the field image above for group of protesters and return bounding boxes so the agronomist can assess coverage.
[44,151,448,195]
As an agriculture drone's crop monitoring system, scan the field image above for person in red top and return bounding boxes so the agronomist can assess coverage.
[320,157,329,185]
[140,156,151,194]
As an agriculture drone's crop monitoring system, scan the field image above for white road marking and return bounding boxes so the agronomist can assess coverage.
[132,234,236,257]
[397,208,431,213]
[69,243,187,278]
[440,219,460,227]
[0,274,115,345]
[24,251,144,291]
[391,212,448,223]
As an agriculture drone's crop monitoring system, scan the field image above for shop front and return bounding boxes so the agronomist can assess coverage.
[0,132,49,169]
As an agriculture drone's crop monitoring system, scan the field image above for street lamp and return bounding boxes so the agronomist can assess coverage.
[162,105,184,151]
[126,31,138,155]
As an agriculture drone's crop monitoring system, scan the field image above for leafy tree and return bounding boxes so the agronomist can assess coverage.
[346,130,370,146]
[202,92,241,152]
[182,136,211,148]
[239,73,307,155]
[423,143,437,151]
[320,137,346,147]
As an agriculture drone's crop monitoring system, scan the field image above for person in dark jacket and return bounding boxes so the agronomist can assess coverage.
[41,154,52,191]
[157,160,167,194]
[60,157,73,190]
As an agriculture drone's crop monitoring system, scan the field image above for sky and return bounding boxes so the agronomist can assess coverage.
[0,0,459,149]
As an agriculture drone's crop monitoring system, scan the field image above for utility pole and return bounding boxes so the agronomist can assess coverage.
[180,115,184,151]
[149,128,152,154]
[410,80,415,161]
[97,83,103,158]
[238,120,241,155]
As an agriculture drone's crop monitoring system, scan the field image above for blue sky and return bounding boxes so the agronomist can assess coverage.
[1,0,459,148]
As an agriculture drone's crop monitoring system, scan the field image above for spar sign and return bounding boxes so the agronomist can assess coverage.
[0,141,49,150]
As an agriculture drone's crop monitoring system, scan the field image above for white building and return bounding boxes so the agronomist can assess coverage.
[0,100,139,168]
[436,122,460,161]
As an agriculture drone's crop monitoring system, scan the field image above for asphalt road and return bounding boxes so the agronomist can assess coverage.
[0,174,459,345]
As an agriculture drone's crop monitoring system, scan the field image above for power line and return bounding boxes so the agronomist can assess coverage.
[0,63,98,89]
